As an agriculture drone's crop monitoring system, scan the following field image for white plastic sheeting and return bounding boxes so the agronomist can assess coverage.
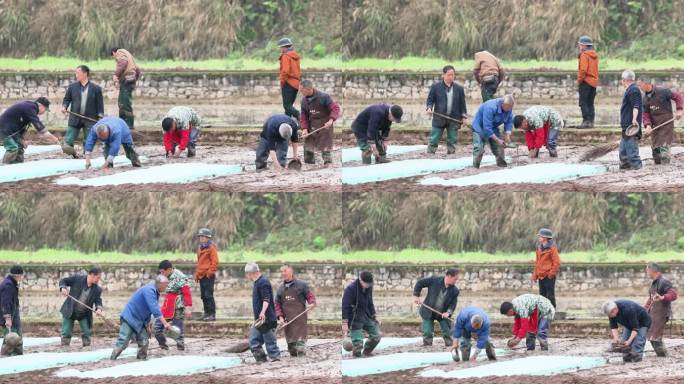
[21,337,62,348]
[342,337,423,355]
[55,163,242,186]
[420,355,607,378]
[0,157,145,183]
[342,145,426,163]
[56,355,242,378]
[0,348,137,375]
[0,145,61,158]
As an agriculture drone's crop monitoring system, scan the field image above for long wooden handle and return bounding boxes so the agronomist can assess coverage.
[277,305,315,331]
[429,111,464,125]
[301,125,328,139]
[647,118,676,133]
[420,302,455,323]
[67,294,117,329]
[66,111,99,123]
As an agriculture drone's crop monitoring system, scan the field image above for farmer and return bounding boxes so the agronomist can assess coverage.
[195,228,218,321]
[0,265,24,356]
[619,70,643,170]
[644,262,678,357]
[342,271,381,358]
[513,106,564,158]
[110,47,141,129]
[246,262,281,362]
[426,65,468,154]
[299,79,340,165]
[351,103,403,164]
[638,77,684,165]
[84,116,141,170]
[413,268,460,347]
[602,299,651,362]
[162,106,201,158]
[473,51,505,102]
[58,267,104,347]
[532,228,561,308]
[500,294,555,351]
[278,38,301,120]
[155,260,192,351]
[451,306,496,362]
[255,114,300,171]
[0,98,60,164]
[111,275,172,360]
[275,264,317,357]
[577,36,599,128]
[61,65,104,157]
[470,95,514,168]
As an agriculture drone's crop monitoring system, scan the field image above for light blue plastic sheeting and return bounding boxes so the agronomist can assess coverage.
[0,348,137,375]
[56,355,242,378]
[0,145,61,158]
[342,156,500,185]
[0,156,145,183]
[420,355,607,378]
[342,337,422,355]
[421,163,608,187]
[55,163,242,186]
[342,145,426,163]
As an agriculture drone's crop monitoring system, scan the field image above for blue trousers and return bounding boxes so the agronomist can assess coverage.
[619,136,642,170]
[255,137,288,169]
[623,326,648,357]
[249,326,280,361]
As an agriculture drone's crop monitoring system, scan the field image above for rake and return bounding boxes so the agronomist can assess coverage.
[579,118,675,162]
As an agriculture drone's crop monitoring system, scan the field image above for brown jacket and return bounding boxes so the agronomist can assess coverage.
[114,49,141,82]
[533,243,561,280]
[577,49,599,88]
[473,51,505,84]
[195,242,219,280]
[279,50,301,89]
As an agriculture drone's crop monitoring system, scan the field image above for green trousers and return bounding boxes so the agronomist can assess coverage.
[421,318,452,344]
[64,124,92,147]
[118,82,135,129]
[1,134,24,164]
[350,322,381,357]
[428,123,459,152]
[61,315,92,339]
[2,323,23,356]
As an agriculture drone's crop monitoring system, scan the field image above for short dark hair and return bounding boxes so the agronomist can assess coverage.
[446,268,459,277]
[300,79,314,89]
[281,264,294,272]
[76,65,90,77]
[110,47,119,55]
[513,115,526,128]
[500,301,514,315]
[442,65,456,74]
[88,267,102,275]
[161,117,175,132]
[359,271,374,284]
[9,265,23,275]
[647,262,661,273]
[158,260,173,271]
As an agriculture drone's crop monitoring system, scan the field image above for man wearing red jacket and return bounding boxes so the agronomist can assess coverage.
[501,294,555,351]
[644,262,678,357]
[162,106,201,158]
[155,260,192,350]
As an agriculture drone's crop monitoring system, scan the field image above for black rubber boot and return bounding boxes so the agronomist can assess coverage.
[136,344,149,360]
[460,347,471,361]
[525,332,536,351]
[539,338,548,351]
[81,336,91,347]
[361,150,372,165]
[363,336,381,356]
[473,150,484,168]
[485,342,497,360]
[110,347,124,360]
[548,148,558,157]
[304,150,316,164]
[61,337,71,347]
[423,337,433,346]
[251,347,268,363]
[187,143,196,158]
[495,146,508,167]
[322,151,332,164]
[651,340,667,357]
[446,144,456,155]
[375,155,391,164]
[427,145,437,154]
[443,336,453,348]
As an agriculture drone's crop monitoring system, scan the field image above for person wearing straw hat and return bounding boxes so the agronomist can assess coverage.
[61,65,104,158]
[246,262,281,362]
[156,260,192,351]
[275,264,317,357]
[194,228,219,322]
[412,268,460,347]
[58,267,104,347]
[638,77,684,165]
[532,228,560,308]
[0,98,60,164]
[1,265,24,356]
[278,37,301,120]
[342,271,382,357]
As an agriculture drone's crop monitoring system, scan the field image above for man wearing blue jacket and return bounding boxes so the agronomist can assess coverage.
[111,275,171,360]
[245,262,281,362]
[413,269,460,347]
[255,114,300,170]
[342,271,381,357]
[619,70,643,170]
[84,116,141,170]
[470,95,515,168]
[0,98,60,164]
[452,306,496,362]
[351,103,403,164]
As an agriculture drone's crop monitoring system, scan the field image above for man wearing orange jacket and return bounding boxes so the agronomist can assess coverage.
[156,260,192,350]
[278,38,301,120]
[195,228,219,321]
[577,36,599,128]
[532,228,561,308]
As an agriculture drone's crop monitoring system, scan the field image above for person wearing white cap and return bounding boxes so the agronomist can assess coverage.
[246,262,281,362]
[255,114,300,170]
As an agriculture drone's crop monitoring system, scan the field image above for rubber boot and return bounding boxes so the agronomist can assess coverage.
[287,342,298,357]
[304,150,316,164]
[155,333,168,349]
[443,336,453,348]
[125,146,142,167]
[187,143,196,158]
[176,342,185,351]
[136,344,149,360]
[2,151,18,164]
[548,147,558,158]
[375,155,391,164]
[653,149,662,165]
[361,150,372,165]
[485,342,497,360]
[363,336,381,356]
[473,150,484,168]
[525,332,536,351]
[460,347,471,361]
[295,345,306,357]
[61,143,79,158]
[110,347,124,360]
[539,338,548,351]
[61,337,71,347]
[15,148,24,163]
[650,340,667,357]
[446,144,456,155]
[251,347,268,363]
[351,340,364,358]
[422,337,433,346]
[322,151,332,165]
[81,336,91,347]
[529,148,539,158]
[495,146,508,167]
[427,145,437,154]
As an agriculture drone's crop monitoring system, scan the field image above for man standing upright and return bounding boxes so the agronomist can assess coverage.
[426,65,468,154]
[61,65,104,157]
[0,98,60,164]
[619,70,643,170]
[278,38,301,120]
[299,79,340,165]
[58,267,104,347]
[275,264,316,357]
[342,271,382,358]
[577,36,599,128]
[195,228,218,321]
[245,262,281,363]
[0,265,24,356]
[644,262,678,357]
[473,51,505,102]
[156,260,192,351]
[111,47,141,129]
[638,77,684,165]
[413,268,460,347]
[532,228,561,308]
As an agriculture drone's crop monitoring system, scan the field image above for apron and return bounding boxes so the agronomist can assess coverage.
[647,278,673,340]
[303,93,333,152]
[281,284,308,343]
[645,88,675,149]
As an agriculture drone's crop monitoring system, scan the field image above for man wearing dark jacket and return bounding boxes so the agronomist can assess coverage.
[426,65,468,154]
[59,267,104,347]
[351,103,403,164]
[299,80,340,165]
[256,114,300,170]
[1,265,24,356]
[342,271,381,357]
[413,269,460,346]
[619,70,643,170]
[61,65,104,157]
[246,262,280,362]
[0,98,60,164]
[603,299,652,362]
[644,262,678,357]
